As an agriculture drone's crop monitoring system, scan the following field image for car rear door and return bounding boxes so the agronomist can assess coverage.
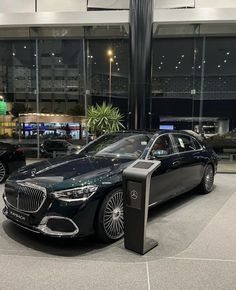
[147,133,183,205]
[171,133,204,193]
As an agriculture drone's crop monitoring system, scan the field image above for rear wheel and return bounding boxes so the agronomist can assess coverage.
[0,161,7,183]
[96,188,124,243]
[197,164,214,194]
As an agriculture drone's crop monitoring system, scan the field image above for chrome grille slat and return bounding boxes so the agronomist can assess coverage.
[5,183,46,213]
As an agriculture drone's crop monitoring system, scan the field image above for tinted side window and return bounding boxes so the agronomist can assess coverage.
[150,134,174,157]
[173,134,195,153]
[191,137,202,150]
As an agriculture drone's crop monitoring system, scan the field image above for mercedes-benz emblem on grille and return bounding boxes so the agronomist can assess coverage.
[31,168,37,177]
[130,190,138,200]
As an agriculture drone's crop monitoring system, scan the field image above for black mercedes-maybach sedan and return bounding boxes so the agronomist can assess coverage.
[2,131,218,242]
[0,142,26,183]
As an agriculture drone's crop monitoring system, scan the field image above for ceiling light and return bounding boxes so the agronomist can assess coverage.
[158,66,161,70]
[198,65,201,69]
[175,66,178,69]
[51,52,55,56]
[12,52,16,56]
[24,46,27,49]
[162,55,165,58]
[178,61,181,64]
[226,52,230,55]
[217,65,221,68]
[160,62,163,65]
[117,68,120,71]
[181,55,185,58]
[224,60,227,63]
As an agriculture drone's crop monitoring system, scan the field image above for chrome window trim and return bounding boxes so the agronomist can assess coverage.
[170,133,204,154]
[144,132,204,160]
[145,133,176,160]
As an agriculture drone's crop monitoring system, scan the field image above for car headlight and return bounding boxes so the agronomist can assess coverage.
[52,185,98,202]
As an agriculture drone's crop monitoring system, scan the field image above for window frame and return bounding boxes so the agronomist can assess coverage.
[170,133,203,154]
[146,133,176,159]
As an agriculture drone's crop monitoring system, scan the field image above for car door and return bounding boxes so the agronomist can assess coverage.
[171,134,204,193]
[147,133,183,205]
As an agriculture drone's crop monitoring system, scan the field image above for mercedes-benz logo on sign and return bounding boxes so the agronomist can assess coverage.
[130,190,138,200]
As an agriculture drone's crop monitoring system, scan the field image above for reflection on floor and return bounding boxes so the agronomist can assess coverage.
[0,174,236,289]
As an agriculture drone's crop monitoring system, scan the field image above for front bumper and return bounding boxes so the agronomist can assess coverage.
[2,206,79,238]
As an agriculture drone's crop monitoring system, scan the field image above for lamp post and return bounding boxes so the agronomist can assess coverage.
[107,49,113,104]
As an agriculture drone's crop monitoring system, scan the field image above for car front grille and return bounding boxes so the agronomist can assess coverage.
[5,182,47,213]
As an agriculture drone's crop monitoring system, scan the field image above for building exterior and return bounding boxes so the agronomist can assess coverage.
[0,0,235,168]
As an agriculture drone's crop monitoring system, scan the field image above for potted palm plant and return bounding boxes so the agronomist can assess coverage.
[87,102,125,137]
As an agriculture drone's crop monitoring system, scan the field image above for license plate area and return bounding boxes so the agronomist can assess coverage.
[7,207,30,224]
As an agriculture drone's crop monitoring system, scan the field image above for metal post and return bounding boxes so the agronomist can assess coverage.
[199,37,206,135]
[35,39,40,158]
[83,37,89,145]
[109,59,112,104]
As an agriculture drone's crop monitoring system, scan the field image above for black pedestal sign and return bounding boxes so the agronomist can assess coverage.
[123,159,161,255]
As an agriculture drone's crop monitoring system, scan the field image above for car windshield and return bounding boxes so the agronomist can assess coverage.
[81,133,151,159]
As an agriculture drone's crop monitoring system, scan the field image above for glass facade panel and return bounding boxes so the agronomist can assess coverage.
[88,39,129,118]
[152,32,236,172]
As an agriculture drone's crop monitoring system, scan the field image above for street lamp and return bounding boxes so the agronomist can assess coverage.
[107,49,113,104]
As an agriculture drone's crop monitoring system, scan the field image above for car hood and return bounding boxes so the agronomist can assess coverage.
[8,154,133,192]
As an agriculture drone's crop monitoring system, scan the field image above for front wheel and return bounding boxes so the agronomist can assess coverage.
[96,188,124,243]
[197,164,215,194]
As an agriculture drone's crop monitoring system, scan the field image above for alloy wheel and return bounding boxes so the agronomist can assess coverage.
[103,190,124,240]
[205,165,214,192]
[0,162,6,183]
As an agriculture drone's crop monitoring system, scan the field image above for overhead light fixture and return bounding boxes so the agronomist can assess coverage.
[51,52,55,56]
[224,60,227,63]
[175,66,178,69]
[181,55,185,58]
[178,61,181,64]
[217,65,221,68]
[226,52,230,55]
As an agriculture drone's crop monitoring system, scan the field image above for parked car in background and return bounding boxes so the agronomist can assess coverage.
[3,131,217,242]
[0,142,26,183]
[40,139,81,158]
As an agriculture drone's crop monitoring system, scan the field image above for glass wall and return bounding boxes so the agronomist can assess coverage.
[88,39,129,119]
[152,31,236,172]
[0,26,129,157]
[0,24,235,172]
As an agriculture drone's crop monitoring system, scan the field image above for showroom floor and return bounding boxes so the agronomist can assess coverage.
[0,174,236,290]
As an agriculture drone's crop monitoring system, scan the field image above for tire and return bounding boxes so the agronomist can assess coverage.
[0,161,7,183]
[197,164,214,194]
[96,188,124,243]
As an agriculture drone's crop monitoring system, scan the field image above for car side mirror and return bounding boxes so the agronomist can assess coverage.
[153,149,168,158]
